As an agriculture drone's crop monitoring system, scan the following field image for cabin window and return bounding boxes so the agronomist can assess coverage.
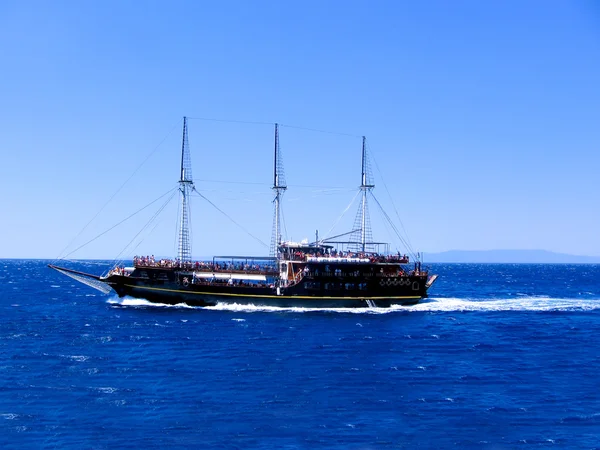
[305,282,321,290]
[325,283,341,291]
[344,283,355,290]
[358,283,367,291]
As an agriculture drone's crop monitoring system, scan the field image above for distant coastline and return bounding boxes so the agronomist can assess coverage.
[423,250,600,264]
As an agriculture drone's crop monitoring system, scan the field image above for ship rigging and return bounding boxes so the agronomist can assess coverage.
[49,117,437,307]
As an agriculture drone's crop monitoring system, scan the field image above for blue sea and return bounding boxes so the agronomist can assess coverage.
[1,260,599,449]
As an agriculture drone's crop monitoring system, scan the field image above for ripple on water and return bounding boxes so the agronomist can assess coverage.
[95,387,118,394]
[61,355,89,362]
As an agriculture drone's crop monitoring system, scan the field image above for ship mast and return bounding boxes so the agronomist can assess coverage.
[177,116,194,263]
[352,136,374,252]
[270,123,287,258]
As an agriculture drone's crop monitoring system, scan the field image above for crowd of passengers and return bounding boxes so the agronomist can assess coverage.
[283,250,409,263]
[133,255,276,273]
[108,266,128,276]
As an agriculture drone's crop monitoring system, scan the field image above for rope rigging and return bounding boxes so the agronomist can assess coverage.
[279,123,362,139]
[53,121,181,262]
[58,187,179,261]
[193,178,355,193]
[109,189,178,271]
[53,116,420,266]
[191,187,268,248]
[186,116,361,139]
[321,190,361,242]
[280,198,289,244]
[370,192,418,260]
[366,140,417,257]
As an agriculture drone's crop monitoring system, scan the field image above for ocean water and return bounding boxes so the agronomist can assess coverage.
[1,260,599,449]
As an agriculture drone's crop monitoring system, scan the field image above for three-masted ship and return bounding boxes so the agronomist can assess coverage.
[50,118,437,308]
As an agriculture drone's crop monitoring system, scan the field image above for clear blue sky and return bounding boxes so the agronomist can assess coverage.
[1,0,599,259]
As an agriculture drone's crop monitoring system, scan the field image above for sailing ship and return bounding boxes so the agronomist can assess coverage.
[50,118,437,308]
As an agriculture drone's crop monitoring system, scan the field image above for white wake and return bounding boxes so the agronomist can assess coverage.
[107,296,600,313]
[409,297,600,312]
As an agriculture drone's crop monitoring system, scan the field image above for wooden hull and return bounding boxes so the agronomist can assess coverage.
[106,270,428,308]
[49,264,434,308]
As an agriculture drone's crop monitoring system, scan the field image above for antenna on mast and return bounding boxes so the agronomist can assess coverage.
[270,123,287,258]
[177,116,194,263]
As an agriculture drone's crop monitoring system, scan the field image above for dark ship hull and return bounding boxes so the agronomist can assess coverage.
[109,276,427,308]
[50,265,434,308]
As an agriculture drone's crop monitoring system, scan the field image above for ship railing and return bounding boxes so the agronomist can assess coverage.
[408,270,428,276]
[287,254,409,264]
[306,256,371,263]
[133,260,196,269]
[303,270,419,279]
[133,260,277,275]
[108,267,133,277]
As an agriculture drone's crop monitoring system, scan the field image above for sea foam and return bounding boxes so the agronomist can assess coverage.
[107,295,600,313]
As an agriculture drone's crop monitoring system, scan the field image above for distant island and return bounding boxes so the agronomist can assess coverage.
[423,250,600,264]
